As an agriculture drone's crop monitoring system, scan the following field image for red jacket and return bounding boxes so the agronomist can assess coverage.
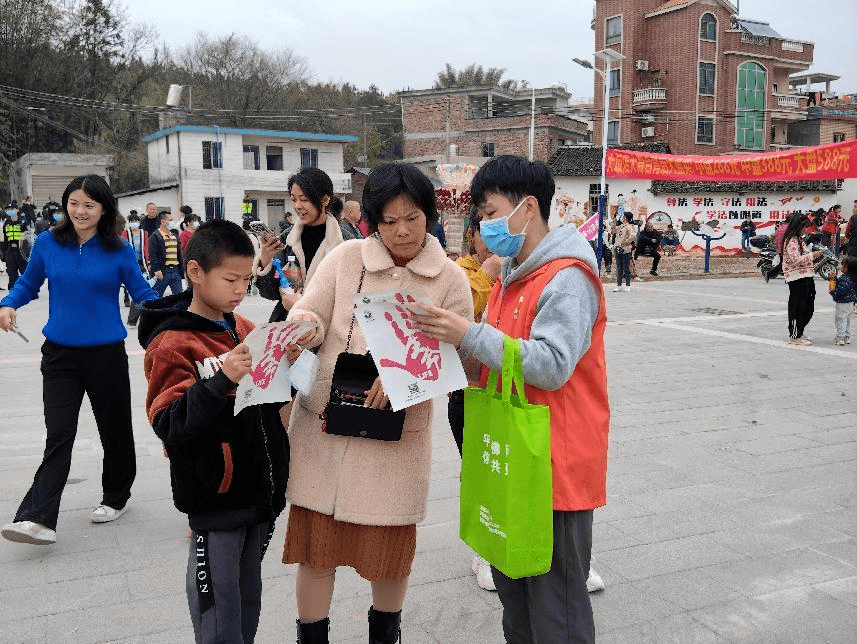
[482,258,609,511]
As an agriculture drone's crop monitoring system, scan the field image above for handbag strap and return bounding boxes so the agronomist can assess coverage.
[345,267,367,353]
[486,336,528,404]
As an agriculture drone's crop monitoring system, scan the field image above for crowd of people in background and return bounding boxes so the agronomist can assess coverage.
[2,166,856,644]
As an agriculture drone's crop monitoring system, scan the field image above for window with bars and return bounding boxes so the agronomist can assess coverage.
[300,148,318,168]
[700,13,717,40]
[699,62,715,95]
[607,121,619,145]
[201,141,222,169]
[609,68,621,96]
[696,116,714,143]
[243,145,260,170]
[736,61,766,149]
[481,142,495,157]
[589,183,608,214]
[606,16,622,45]
[204,196,224,221]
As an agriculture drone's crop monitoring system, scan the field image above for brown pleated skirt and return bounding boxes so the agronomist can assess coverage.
[282,505,416,581]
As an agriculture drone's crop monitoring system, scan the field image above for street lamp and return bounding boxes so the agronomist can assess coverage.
[575,48,624,270]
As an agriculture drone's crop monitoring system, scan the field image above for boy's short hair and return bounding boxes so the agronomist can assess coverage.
[470,155,555,223]
[157,210,171,224]
[184,219,255,271]
[841,255,857,277]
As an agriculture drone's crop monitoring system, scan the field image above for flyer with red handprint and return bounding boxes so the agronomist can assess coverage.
[234,320,316,414]
[354,290,467,411]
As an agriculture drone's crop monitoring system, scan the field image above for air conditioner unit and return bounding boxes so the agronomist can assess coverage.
[641,126,655,137]
[635,60,650,71]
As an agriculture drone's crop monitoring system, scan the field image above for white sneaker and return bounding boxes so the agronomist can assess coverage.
[91,504,129,523]
[586,567,605,593]
[612,286,621,292]
[622,285,631,292]
[472,555,496,591]
[1,520,56,545]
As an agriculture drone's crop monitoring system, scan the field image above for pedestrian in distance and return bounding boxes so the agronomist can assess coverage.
[781,213,825,346]
[339,200,364,241]
[2,202,29,290]
[283,162,473,643]
[148,210,185,297]
[122,212,151,328]
[178,205,200,252]
[139,219,291,644]
[613,211,636,292]
[0,174,158,546]
[829,254,857,345]
[412,155,609,644]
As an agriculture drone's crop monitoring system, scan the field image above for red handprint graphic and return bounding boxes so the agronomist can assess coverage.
[249,322,303,388]
[379,293,441,381]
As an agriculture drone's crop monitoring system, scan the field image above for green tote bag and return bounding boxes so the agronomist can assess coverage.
[459,335,553,579]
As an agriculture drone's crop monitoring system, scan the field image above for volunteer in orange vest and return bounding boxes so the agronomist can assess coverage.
[414,155,609,644]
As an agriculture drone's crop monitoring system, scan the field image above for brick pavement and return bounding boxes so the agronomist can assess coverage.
[1,276,856,642]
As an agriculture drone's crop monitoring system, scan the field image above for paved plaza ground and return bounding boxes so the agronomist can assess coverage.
[1,275,856,642]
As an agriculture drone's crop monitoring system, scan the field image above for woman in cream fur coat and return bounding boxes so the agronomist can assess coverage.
[284,163,473,643]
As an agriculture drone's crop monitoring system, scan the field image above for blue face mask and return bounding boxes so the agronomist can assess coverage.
[53,213,63,222]
[479,198,530,257]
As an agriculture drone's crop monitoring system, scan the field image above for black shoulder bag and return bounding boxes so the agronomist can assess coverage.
[321,268,406,441]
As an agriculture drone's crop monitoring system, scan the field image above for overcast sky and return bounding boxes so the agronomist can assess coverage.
[127,0,856,99]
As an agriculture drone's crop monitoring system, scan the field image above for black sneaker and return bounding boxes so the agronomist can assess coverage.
[650,271,658,277]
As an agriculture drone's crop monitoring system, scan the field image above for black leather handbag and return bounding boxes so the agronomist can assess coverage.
[321,269,406,441]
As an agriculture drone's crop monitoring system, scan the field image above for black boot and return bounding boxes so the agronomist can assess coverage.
[296,617,330,643]
[368,606,401,643]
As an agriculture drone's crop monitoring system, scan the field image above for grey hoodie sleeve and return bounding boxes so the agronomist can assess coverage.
[459,266,600,391]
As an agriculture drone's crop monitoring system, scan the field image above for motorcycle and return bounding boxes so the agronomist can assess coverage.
[755,237,838,282]
[751,236,780,282]
[812,243,838,281]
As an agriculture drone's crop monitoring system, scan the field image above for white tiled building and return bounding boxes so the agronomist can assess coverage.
[117,125,357,228]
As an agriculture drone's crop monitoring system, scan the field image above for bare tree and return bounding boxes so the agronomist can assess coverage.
[177,32,310,124]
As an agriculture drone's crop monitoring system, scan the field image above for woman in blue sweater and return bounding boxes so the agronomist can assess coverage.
[0,175,158,546]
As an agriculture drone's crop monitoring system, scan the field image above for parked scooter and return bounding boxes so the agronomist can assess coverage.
[755,237,838,282]
[812,243,838,280]
[751,236,780,282]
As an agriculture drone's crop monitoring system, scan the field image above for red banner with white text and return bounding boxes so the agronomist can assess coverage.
[605,140,857,181]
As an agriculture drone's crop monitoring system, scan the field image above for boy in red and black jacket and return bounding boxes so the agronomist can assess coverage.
[139,219,289,643]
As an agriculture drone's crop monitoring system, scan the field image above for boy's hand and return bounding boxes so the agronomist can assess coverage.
[222,343,252,383]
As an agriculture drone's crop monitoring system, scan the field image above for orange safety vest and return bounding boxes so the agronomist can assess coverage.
[481,258,609,511]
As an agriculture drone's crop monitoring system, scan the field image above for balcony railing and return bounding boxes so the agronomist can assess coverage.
[633,88,667,102]
[781,40,805,52]
[741,32,770,46]
[776,94,801,107]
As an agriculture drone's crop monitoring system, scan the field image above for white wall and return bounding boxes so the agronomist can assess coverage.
[552,176,850,254]
[146,130,352,225]
[117,187,179,220]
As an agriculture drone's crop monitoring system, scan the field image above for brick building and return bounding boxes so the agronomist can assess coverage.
[399,85,588,164]
[592,0,815,154]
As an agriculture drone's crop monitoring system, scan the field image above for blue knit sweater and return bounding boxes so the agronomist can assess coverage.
[0,231,158,346]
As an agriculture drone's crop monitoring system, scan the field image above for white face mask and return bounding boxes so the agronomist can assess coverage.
[128,222,140,229]
[192,221,200,230]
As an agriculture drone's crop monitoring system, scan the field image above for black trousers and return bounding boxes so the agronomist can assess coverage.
[787,277,816,339]
[448,390,464,456]
[5,246,23,289]
[14,340,136,530]
[635,244,660,272]
[492,510,594,644]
